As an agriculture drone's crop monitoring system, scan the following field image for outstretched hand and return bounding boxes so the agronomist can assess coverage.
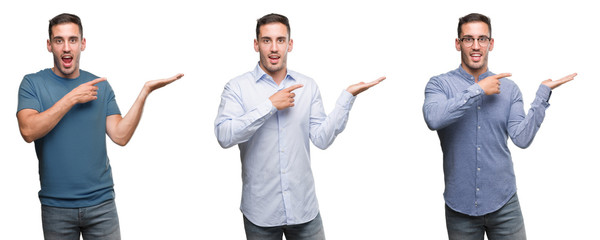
[144,73,184,93]
[346,76,386,96]
[541,73,577,90]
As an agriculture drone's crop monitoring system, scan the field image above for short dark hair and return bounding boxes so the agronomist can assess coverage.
[457,13,491,38]
[49,13,83,39]
[256,13,290,39]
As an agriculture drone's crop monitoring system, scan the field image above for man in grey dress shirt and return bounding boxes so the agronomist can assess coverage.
[423,13,576,240]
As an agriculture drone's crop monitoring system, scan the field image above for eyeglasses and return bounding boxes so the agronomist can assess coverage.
[459,37,491,47]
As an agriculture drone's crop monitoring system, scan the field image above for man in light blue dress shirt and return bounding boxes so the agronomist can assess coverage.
[423,13,576,240]
[215,13,384,240]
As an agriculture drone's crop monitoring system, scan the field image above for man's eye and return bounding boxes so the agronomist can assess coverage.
[464,38,474,42]
[478,37,488,42]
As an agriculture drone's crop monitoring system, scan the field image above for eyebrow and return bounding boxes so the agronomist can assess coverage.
[52,35,79,40]
[260,36,287,40]
[462,35,489,38]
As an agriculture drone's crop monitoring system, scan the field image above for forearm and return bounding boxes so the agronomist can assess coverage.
[423,83,482,130]
[215,99,276,148]
[509,85,551,148]
[310,90,355,149]
[18,95,76,143]
[108,87,150,146]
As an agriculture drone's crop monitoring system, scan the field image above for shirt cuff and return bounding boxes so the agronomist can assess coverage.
[338,90,357,109]
[536,84,552,102]
[261,98,278,117]
[467,83,484,98]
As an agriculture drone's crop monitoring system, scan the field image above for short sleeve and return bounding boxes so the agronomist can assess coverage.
[17,76,41,113]
[104,81,121,116]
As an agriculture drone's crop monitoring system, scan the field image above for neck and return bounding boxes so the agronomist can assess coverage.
[51,67,80,79]
[259,62,286,85]
[461,63,487,82]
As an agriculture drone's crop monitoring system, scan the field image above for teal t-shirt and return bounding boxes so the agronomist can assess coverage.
[17,69,121,208]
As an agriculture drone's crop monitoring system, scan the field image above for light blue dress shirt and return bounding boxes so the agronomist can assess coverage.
[215,64,356,226]
[423,66,551,216]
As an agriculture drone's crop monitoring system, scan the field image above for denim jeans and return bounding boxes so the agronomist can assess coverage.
[243,212,325,240]
[41,199,121,240]
[445,193,526,240]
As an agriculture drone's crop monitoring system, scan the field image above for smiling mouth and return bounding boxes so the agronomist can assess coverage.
[470,53,482,61]
[268,55,280,64]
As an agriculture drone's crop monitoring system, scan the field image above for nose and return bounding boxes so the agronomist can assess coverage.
[472,39,481,50]
[63,41,71,52]
[270,41,278,52]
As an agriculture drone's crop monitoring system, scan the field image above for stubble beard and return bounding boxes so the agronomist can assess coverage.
[461,50,488,74]
[52,54,79,78]
[260,54,286,75]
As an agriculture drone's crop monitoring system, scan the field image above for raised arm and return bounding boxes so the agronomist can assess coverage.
[309,76,384,149]
[106,73,183,146]
[17,77,106,143]
[508,73,577,148]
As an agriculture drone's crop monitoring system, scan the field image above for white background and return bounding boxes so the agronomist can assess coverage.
[1,0,598,239]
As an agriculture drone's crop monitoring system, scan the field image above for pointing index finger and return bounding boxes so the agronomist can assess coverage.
[494,73,512,79]
[284,84,304,92]
[87,77,107,86]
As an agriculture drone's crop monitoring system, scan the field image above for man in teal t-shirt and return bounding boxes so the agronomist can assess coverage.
[16,13,183,240]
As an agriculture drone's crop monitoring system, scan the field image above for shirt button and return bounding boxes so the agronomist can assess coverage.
[477,147,481,151]
[478,126,481,129]
[477,188,480,191]
[477,168,481,171]
[477,106,481,110]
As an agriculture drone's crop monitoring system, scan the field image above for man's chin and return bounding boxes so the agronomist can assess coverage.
[465,61,485,71]
[55,66,78,78]
[265,65,284,74]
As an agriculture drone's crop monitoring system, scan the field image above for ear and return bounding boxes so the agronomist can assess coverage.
[287,38,293,52]
[47,39,52,52]
[81,37,86,51]
[488,38,494,51]
[455,38,461,51]
[254,39,259,52]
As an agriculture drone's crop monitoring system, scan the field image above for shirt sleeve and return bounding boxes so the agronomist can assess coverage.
[309,89,356,150]
[104,81,121,116]
[423,77,483,130]
[17,76,42,114]
[507,84,551,148]
[214,82,278,148]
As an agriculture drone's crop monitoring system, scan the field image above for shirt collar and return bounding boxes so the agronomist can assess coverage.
[252,62,296,84]
[456,64,494,82]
